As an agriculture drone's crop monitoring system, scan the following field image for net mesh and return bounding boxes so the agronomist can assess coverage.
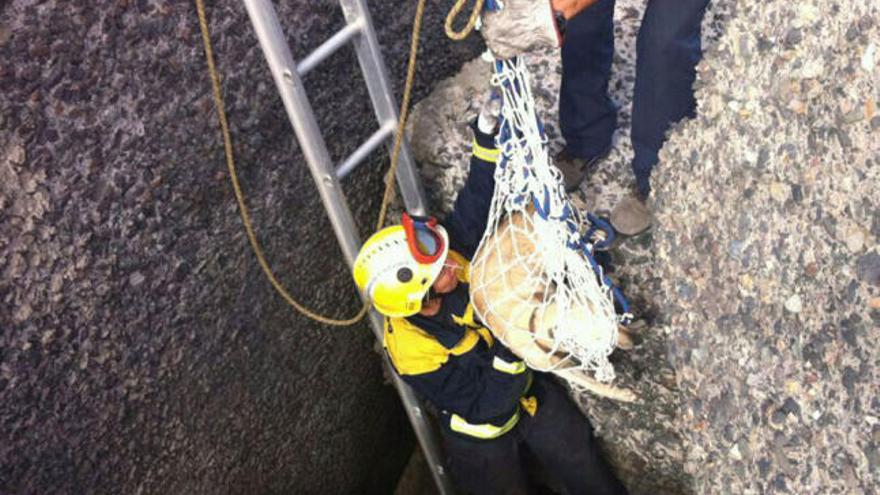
[469,57,624,383]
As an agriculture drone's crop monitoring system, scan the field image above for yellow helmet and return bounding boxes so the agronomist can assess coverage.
[353,214,449,317]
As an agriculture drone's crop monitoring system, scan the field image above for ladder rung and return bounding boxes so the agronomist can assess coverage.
[297,20,363,77]
[335,120,396,179]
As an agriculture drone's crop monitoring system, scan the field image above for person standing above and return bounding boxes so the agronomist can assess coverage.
[552,0,710,235]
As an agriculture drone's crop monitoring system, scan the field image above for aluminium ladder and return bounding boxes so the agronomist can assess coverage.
[240,1,454,493]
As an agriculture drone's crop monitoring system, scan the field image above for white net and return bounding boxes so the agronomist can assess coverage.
[469,57,624,383]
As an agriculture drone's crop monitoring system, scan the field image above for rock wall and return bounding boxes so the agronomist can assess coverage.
[0,1,482,494]
[408,0,878,494]
[654,1,879,493]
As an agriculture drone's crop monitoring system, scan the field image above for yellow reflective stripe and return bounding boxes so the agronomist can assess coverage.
[449,410,520,439]
[492,356,527,375]
[449,329,481,356]
[476,327,494,347]
[472,138,500,162]
[520,396,538,417]
[462,303,475,326]
[452,303,478,328]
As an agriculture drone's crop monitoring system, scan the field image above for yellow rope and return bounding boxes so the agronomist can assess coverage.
[194,0,426,326]
[444,0,484,41]
[195,0,365,326]
[376,0,426,231]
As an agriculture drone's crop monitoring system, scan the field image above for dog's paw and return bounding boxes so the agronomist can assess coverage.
[616,327,635,351]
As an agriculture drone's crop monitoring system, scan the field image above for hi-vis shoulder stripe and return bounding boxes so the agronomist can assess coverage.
[450,410,519,439]
[472,138,500,162]
[492,356,526,375]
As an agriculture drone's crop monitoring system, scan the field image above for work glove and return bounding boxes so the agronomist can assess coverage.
[480,0,562,59]
[476,91,502,134]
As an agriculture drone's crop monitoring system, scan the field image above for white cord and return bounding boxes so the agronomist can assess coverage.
[471,57,619,382]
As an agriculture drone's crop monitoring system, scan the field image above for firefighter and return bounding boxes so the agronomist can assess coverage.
[353,109,627,495]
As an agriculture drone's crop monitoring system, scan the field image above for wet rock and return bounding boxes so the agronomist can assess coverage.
[784,295,803,313]
[784,28,802,47]
[128,271,145,287]
[780,398,801,417]
[857,251,880,286]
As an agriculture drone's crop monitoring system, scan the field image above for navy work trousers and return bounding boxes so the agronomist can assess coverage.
[559,0,710,196]
[440,374,627,495]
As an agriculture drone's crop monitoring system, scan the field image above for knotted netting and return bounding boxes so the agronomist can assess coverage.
[469,57,631,383]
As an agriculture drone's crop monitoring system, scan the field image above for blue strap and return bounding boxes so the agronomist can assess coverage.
[585,213,615,251]
[484,0,503,12]
[494,59,507,77]
[611,286,632,323]
[531,187,551,219]
[557,204,572,222]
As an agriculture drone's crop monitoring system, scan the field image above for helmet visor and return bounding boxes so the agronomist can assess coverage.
[402,213,446,264]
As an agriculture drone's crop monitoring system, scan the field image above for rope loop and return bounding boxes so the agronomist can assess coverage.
[445,0,485,40]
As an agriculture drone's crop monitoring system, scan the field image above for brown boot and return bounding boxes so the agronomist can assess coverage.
[610,192,652,235]
[555,147,611,193]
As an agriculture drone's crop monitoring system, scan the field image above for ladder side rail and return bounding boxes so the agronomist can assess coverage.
[338,0,428,216]
[336,4,454,491]
[242,0,360,265]
[240,2,454,494]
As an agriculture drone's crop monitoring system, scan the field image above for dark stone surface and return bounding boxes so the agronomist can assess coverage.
[0,1,482,493]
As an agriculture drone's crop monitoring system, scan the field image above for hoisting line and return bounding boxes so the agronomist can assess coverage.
[193,0,426,326]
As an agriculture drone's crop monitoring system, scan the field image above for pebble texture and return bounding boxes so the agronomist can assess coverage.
[655,2,879,494]
[0,1,482,494]
[408,0,877,493]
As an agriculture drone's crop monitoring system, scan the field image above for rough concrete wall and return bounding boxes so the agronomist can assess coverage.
[0,1,482,494]
[654,1,879,493]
